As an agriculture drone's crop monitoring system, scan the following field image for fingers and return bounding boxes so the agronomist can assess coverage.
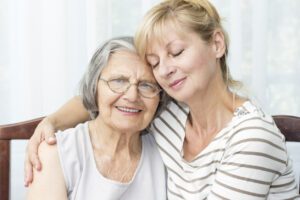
[24,152,41,186]
[43,118,57,145]
[24,136,42,186]
[23,117,57,186]
[24,153,31,187]
[46,135,57,145]
[24,153,34,187]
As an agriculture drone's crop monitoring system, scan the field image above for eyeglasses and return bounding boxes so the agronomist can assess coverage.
[99,77,161,98]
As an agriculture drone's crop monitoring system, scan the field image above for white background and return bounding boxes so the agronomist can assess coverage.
[0,0,299,199]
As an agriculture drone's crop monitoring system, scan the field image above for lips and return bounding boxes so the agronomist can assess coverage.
[169,78,186,88]
[116,106,141,113]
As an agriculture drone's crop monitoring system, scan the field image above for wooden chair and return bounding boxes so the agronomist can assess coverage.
[0,115,299,199]
[0,117,44,200]
[272,115,300,142]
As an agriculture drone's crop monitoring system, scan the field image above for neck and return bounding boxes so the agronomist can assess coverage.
[88,118,142,158]
[186,75,243,136]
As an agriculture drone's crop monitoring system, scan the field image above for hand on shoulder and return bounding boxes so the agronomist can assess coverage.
[24,117,57,186]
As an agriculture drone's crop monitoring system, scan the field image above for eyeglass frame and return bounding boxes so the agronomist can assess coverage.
[99,77,161,98]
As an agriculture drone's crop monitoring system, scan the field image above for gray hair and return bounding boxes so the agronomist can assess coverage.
[79,36,170,119]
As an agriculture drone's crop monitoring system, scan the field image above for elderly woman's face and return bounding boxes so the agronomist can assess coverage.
[96,50,160,133]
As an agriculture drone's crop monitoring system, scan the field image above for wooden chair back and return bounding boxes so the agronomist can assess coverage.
[0,115,299,199]
[0,117,43,200]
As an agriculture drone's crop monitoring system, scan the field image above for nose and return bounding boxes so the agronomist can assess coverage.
[123,84,139,102]
[158,57,176,78]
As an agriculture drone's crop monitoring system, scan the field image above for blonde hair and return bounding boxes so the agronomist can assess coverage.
[135,0,241,89]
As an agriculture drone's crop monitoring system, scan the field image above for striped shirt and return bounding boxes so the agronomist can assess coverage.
[151,100,299,199]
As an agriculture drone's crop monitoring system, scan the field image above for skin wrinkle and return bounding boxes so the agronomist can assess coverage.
[88,50,160,182]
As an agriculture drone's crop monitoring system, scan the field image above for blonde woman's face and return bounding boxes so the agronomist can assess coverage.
[145,23,224,103]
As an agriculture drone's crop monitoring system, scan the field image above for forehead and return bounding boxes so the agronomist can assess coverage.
[102,50,155,79]
[146,21,188,53]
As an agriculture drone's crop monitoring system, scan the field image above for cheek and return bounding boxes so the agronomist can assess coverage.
[97,90,119,112]
[97,96,108,114]
[146,98,160,117]
[152,70,165,87]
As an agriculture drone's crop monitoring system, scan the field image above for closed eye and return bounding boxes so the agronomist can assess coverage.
[146,55,159,69]
[151,62,159,69]
[172,49,184,57]
[146,59,159,69]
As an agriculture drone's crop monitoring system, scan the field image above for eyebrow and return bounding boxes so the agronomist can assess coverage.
[107,74,157,84]
[166,39,178,49]
[146,39,182,56]
[107,74,128,79]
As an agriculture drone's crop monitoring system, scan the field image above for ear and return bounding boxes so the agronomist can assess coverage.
[212,30,226,58]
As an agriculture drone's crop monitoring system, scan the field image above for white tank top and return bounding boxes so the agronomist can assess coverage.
[55,122,166,200]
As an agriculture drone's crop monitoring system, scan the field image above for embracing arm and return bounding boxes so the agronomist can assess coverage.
[26,142,67,200]
[48,96,89,131]
[25,96,89,186]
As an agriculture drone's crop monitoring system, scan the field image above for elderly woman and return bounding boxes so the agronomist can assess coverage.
[26,37,166,200]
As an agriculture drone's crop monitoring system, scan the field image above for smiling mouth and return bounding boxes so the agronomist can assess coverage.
[116,106,141,113]
[169,78,186,88]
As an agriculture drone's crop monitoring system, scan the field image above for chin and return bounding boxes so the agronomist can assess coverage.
[168,91,192,103]
[115,123,143,133]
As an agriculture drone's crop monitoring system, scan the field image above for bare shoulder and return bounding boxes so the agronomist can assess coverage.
[38,141,60,164]
[26,141,67,200]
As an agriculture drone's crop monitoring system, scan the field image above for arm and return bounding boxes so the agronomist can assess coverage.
[26,142,67,200]
[25,96,89,186]
[48,95,90,131]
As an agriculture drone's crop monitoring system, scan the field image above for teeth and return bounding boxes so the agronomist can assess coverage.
[117,106,140,113]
